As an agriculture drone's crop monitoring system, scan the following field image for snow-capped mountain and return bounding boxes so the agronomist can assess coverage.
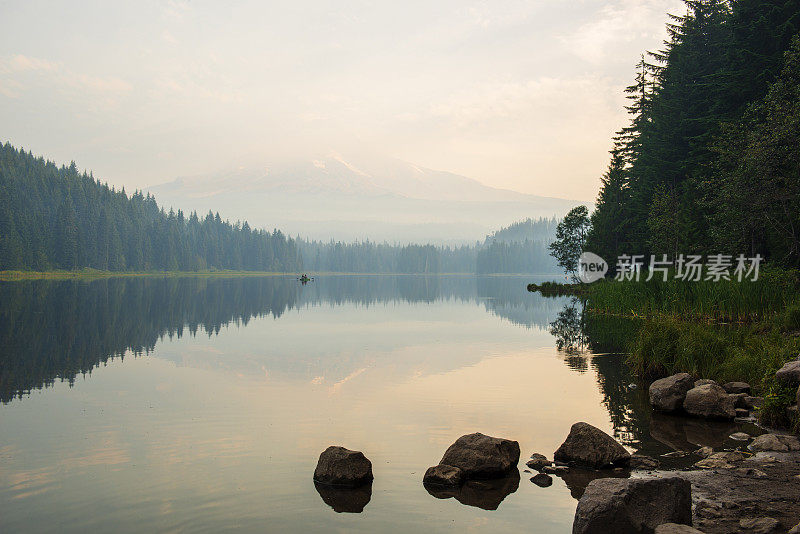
[148,154,585,243]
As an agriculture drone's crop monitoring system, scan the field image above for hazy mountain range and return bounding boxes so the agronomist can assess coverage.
[149,154,585,243]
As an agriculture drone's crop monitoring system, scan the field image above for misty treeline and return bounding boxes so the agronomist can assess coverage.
[0,143,561,274]
[297,218,560,274]
[587,0,800,267]
[0,143,302,272]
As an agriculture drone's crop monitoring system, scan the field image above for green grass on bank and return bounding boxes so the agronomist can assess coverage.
[529,270,800,429]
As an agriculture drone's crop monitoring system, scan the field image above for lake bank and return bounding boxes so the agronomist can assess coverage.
[528,272,800,431]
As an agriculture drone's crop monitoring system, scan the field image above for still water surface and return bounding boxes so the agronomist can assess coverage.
[0,275,759,533]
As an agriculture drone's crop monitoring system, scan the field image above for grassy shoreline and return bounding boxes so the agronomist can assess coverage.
[529,271,800,429]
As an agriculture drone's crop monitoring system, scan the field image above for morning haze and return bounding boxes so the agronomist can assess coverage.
[1,0,683,211]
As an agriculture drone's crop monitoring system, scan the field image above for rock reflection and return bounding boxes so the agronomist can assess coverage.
[314,481,372,513]
[424,469,520,511]
[649,412,738,451]
[558,468,631,500]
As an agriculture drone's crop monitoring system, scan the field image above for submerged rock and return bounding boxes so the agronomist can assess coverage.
[650,373,696,412]
[723,381,751,394]
[423,464,464,486]
[530,473,553,487]
[748,433,800,452]
[572,477,692,534]
[313,446,373,487]
[554,422,630,469]
[526,453,551,471]
[683,384,736,420]
[439,433,520,480]
[729,432,752,441]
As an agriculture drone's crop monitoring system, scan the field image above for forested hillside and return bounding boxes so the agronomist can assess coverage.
[297,216,561,274]
[0,144,302,271]
[587,0,800,267]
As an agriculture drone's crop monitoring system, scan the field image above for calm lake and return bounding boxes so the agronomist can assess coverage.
[0,275,760,533]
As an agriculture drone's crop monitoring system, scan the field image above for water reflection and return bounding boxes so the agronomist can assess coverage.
[558,468,630,500]
[314,482,372,513]
[0,275,564,403]
[424,469,520,511]
[545,299,765,464]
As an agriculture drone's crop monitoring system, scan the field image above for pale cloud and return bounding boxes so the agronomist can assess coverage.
[0,1,685,201]
[565,0,686,64]
[0,54,132,103]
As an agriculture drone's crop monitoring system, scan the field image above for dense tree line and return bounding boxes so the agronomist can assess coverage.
[587,0,800,267]
[298,216,560,274]
[0,142,562,274]
[0,143,302,271]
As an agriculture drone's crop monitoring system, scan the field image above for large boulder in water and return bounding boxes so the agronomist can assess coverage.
[313,446,373,487]
[683,384,736,420]
[554,422,630,469]
[439,433,520,480]
[649,373,695,412]
[573,477,692,534]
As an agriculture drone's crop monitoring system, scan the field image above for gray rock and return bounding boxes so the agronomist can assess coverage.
[748,433,800,452]
[313,446,374,487]
[655,524,705,534]
[694,379,717,387]
[423,464,464,486]
[722,381,751,394]
[729,432,752,441]
[694,451,745,469]
[735,408,751,418]
[694,446,714,458]
[729,393,748,408]
[739,517,781,533]
[572,477,692,534]
[630,453,660,470]
[683,384,736,420]
[530,473,552,487]
[650,373,696,412]
[789,522,800,534]
[776,360,800,384]
[439,433,520,480]
[733,467,768,479]
[554,422,631,469]
[786,405,799,419]
[526,453,551,471]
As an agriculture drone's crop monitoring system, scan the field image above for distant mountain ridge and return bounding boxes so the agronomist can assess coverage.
[149,154,585,243]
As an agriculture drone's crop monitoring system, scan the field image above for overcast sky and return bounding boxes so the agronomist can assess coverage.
[0,0,685,201]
